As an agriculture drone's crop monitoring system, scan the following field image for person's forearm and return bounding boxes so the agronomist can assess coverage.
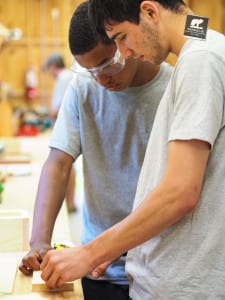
[84,141,209,270]
[84,176,200,269]
[30,160,69,247]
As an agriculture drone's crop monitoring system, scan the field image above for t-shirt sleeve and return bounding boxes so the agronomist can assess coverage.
[49,79,81,159]
[168,50,224,149]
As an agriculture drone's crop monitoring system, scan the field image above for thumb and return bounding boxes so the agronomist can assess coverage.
[39,246,52,261]
[91,261,112,279]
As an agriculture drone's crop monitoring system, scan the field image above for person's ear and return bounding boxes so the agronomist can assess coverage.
[140,1,159,24]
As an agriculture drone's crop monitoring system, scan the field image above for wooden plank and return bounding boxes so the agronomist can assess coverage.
[0,154,31,164]
[32,271,74,292]
[0,257,18,293]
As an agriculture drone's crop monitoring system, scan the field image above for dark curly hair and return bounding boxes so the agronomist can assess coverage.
[69,1,113,55]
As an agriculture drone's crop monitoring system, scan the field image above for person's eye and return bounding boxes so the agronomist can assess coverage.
[120,34,127,42]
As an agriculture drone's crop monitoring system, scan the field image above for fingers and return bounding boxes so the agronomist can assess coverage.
[19,252,42,275]
[40,250,65,289]
[40,251,49,271]
[40,250,56,282]
[40,246,92,288]
[41,268,61,289]
[18,262,33,276]
[39,248,50,261]
[91,261,111,279]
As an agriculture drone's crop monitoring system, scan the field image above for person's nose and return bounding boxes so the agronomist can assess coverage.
[115,40,134,59]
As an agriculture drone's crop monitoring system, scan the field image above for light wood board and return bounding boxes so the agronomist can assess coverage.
[0,154,31,164]
[0,257,18,293]
[32,271,74,292]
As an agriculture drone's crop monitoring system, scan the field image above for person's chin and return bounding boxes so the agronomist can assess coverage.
[107,84,125,91]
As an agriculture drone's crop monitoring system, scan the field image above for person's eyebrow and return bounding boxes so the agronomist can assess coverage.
[110,32,122,41]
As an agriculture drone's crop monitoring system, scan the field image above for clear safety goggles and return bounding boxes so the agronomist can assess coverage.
[71,49,125,78]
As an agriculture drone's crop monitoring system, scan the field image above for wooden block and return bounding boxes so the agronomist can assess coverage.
[0,257,18,293]
[0,209,29,252]
[32,271,74,292]
[0,154,31,164]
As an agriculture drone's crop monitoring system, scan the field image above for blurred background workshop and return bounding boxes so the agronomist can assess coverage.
[0,0,224,299]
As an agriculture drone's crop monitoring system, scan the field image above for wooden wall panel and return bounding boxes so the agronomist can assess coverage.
[0,0,82,102]
[0,42,28,94]
[0,0,224,99]
[189,0,225,33]
[26,0,41,39]
[0,0,27,35]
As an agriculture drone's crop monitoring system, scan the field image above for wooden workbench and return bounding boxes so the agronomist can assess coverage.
[0,134,72,249]
[0,135,83,299]
[0,252,83,300]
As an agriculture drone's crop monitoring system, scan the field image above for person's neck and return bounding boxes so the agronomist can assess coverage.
[130,61,160,87]
[165,7,193,56]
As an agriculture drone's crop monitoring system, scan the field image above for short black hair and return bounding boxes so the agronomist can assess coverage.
[89,0,186,37]
[42,53,65,71]
[69,1,113,56]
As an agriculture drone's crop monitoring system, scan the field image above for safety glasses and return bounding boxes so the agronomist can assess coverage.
[71,49,125,78]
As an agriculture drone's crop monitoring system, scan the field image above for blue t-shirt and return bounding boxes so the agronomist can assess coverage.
[50,62,173,284]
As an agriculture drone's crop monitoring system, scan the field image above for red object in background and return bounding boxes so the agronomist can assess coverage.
[25,87,38,100]
[25,66,38,101]
[17,124,39,136]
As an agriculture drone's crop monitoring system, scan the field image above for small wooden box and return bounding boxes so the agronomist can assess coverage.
[0,209,29,252]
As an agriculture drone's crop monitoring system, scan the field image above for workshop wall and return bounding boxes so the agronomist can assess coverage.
[0,0,83,102]
[0,0,224,98]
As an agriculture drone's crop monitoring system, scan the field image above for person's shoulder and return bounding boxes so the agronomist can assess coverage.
[207,29,225,44]
[179,30,225,60]
[206,30,225,59]
[200,30,224,54]
[160,62,174,75]
[69,73,107,102]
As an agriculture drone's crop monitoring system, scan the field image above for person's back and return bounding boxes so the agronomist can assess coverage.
[51,68,73,119]
[43,53,73,120]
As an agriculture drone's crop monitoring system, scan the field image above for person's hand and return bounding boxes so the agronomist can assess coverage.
[91,260,113,278]
[40,246,94,288]
[19,243,52,275]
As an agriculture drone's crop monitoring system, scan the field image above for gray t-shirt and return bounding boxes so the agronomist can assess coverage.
[50,62,173,284]
[51,69,73,111]
[127,30,225,299]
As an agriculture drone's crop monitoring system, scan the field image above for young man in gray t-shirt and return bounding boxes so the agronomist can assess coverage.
[19,2,173,299]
